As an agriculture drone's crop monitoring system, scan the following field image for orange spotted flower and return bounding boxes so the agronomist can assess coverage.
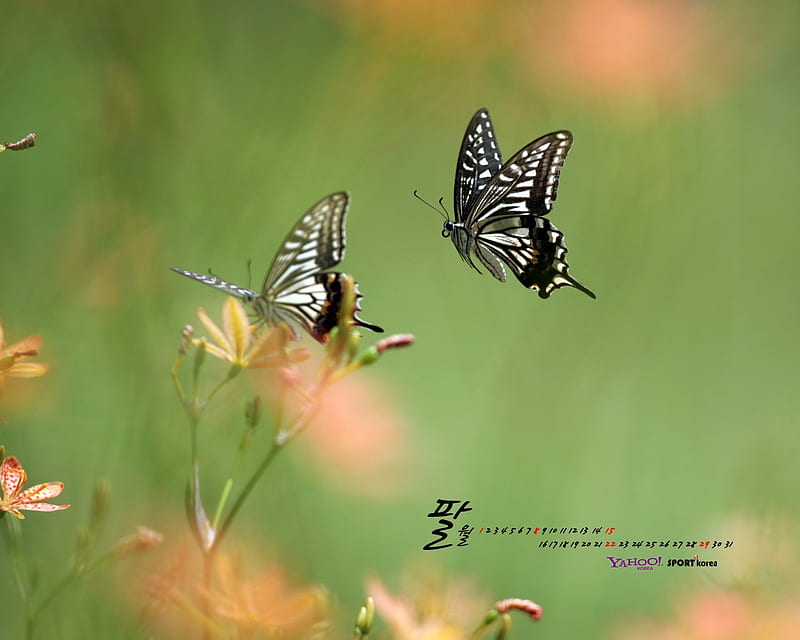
[0,320,49,396]
[0,455,70,519]
[196,298,309,369]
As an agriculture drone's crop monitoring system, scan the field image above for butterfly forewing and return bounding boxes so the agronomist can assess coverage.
[454,108,503,222]
[169,269,257,301]
[468,131,572,224]
[262,192,347,294]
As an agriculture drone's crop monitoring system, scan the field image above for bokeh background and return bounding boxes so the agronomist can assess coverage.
[2,0,799,637]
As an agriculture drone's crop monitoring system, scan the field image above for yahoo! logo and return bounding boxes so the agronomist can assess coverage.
[607,556,662,570]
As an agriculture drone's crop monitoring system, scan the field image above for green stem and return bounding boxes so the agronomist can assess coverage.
[170,356,186,401]
[209,443,281,555]
[3,519,34,636]
[209,385,286,555]
[33,571,75,618]
[190,416,199,478]
[32,544,120,618]
[211,477,233,531]
[206,367,239,403]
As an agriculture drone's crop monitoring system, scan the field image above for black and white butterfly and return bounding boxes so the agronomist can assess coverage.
[440,108,595,299]
[171,192,383,343]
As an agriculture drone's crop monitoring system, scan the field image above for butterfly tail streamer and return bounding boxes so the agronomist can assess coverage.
[564,275,596,300]
[309,272,383,343]
[351,279,384,333]
[532,273,596,300]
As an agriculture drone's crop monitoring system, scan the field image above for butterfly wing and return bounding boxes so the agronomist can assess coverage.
[467,130,572,225]
[454,108,503,223]
[172,193,382,342]
[262,192,348,294]
[472,213,595,298]
[465,130,595,298]
[266,272,383,343]
[261,192,383,342]
[170,268,257,301]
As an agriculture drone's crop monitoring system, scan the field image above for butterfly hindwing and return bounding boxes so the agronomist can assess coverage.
[473,214,595,299]
[270,272,383,343]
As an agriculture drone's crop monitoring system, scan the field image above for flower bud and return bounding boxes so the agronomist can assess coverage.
[114,526,164,556]
[245,396,261,428]
[193,339,206,377]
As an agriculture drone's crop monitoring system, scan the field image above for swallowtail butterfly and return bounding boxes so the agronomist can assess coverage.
[442,108,595,299]
[172,192,383,343]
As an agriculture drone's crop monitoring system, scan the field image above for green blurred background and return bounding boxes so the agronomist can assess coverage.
[2,0,799,637]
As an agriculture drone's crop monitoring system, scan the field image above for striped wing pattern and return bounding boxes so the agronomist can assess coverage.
[172,192,383,343]
[454,108,503,222]
[264,271,381,343]
[447,109,595,299]
[168,269,256,301]
[263,192,346,293]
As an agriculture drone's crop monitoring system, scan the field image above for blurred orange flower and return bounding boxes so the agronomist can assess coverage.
[205,554,326,636]
[615,588,800,640]
[327,0,496,56]
[367,571,489,640]
[514,0,739,105]
[141,537,326,639]
[0,320,49,397]
[297,373,412,498]
[0,455,70,519]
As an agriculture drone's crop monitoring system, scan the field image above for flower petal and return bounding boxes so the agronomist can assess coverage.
[0,505,25,519]
[18,481,65,503]
[247,325,291,367]
[222,298,251,362]
[2,335,42,357]
[15,502,70,512]
[0,354,15,372]
[195,339,234,364]
[197,307,234,356]
[1,456,26,500]
[6,362,50,378]
[247,355,288,369]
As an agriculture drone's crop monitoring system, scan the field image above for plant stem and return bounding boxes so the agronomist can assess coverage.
[211,477,233,531]
[3,519,35,637]
[209,443,281,555]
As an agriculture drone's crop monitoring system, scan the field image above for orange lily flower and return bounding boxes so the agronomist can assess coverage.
[0,455,70,519]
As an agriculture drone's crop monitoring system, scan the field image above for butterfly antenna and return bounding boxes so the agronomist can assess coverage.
[413,189,449,221]
[437,197,450,219]
[245,258,253,289]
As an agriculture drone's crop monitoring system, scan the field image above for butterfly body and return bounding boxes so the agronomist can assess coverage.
[172,192,383,343]
[444,108,595,299]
